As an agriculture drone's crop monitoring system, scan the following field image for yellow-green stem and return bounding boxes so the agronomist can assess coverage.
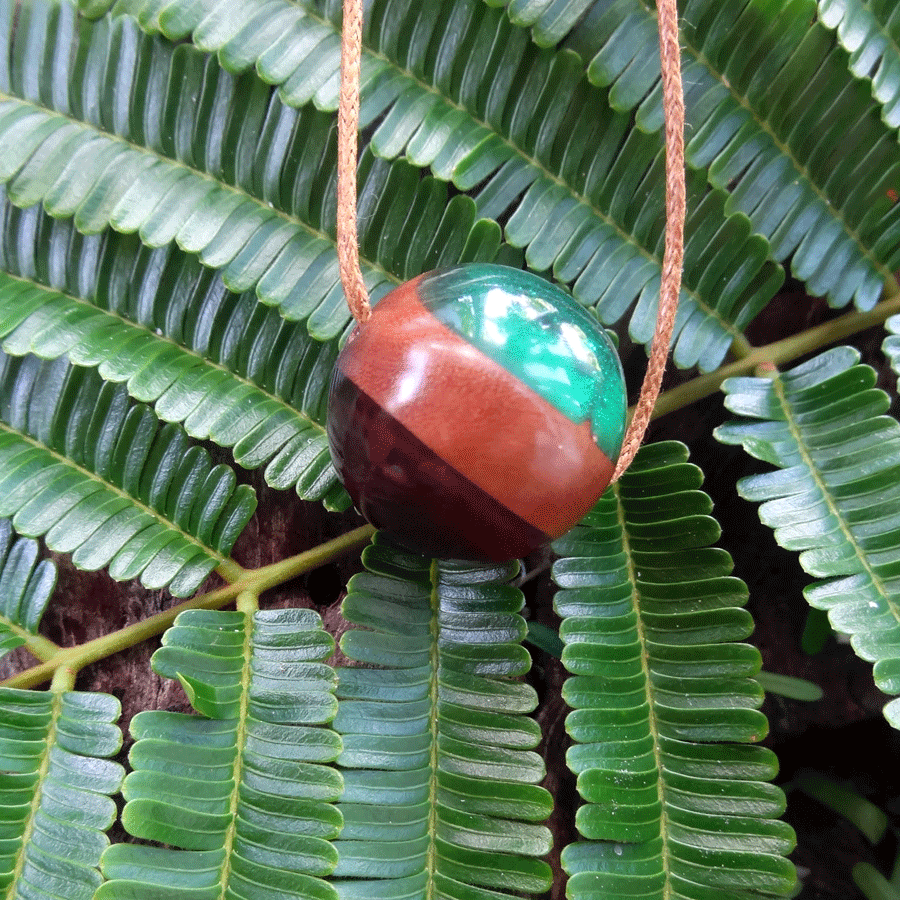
[49,666,75,693]
[3,524,375,689]
[651,293,900,420]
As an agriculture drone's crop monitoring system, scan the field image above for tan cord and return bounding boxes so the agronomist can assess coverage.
[612,0,685,481]
[335,0,684,461]
[337,0,371,324]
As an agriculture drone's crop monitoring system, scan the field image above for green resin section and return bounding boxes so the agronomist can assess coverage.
[419,264,627,460]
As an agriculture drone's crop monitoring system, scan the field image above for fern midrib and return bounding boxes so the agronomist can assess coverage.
[632,0,900,290]
[0,92,401,296]
[291,0,745,345]
[0,268,332,435]
[771,370,900,626]
[3,670,72,900]
[615,482,672,898]
[0,419,231,568]
[427,559,439,900]
[218,596,255,898]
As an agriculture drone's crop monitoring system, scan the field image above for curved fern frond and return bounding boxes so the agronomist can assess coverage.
[0,518,56,660]
[716,349,900,728]
[0,685,123,899]
[100,606,342,900]
[556,0,900,310]
[102,0,785,372]
[0,197,348,509]
[818,0,900,129]
[552,441,796,900]
[334,535,552,900]
[0,0,508,342]
[0,352,255,596]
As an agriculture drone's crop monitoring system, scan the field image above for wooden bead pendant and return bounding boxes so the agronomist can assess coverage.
[327,264,627,561]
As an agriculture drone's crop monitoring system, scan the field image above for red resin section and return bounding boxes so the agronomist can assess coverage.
[327,277,615,561]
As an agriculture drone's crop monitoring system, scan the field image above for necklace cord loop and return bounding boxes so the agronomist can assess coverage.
[336,0,686,477]
[612,0,685,481]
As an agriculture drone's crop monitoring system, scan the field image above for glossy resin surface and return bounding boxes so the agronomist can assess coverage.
[327,264,627,561]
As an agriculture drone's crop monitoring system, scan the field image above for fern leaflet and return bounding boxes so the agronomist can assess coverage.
[0,518,56,660]
[818,0,900,129]
[94,0,786,372]
[553,442,796,899]
[334,535,552,900]
[0,0,510,341]
[0,685,123,899]
[717,348,900,728]
[99,607,342,900]
[0,196,349,509]
[0,352,255,596]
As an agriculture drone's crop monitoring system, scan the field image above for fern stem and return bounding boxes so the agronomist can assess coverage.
[216,559,247,582]
[4,625,60,663]
[728,331,755,360]
[651,293,900,419]
[1,525,375,688]
[237,524,375,594]
[49,666,75,693]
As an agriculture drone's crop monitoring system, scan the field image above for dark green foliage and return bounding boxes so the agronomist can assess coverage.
[555,0,900,310]
[0,0,509,340]
[110,0,785,372]
[0,0,896,897]
[818,0,900,128]
[334,536,553,899]
[0,519,56,658]
[717,349,900,728]
[0,197,349,508]
[100,607,342,900]
[0,687,123,898]
[553,442,795,899]
[0,352,255,596]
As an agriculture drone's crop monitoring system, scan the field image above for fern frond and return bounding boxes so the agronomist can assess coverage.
[552,442,796,899]
[557,0,900,310]
[0,518,56,660]
[818,0,900,129]
[102,0,785,372]
[0,352,255,596]
[716,349,900,728]
[0,685,123,899]
[0,0,508,342]
[100,606,342,900]
[0,197,348,509]
[334,535,553,899]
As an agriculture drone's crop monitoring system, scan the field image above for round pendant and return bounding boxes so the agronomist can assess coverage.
[327,264,627,561]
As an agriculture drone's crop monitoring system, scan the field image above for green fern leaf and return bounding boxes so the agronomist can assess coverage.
[334,535,552,899]
[0,352,255,596]
[716,349,900,728]
[99,606,342,900]
[0,0,511,341]
[101,0,784,372]
[818,0,900,129]
[553,441,796,899]
[486,0,596,47]
[0,518,56,659]
[0,197,349,509]
[883,313,900,374]
[0,685,123,899]
[557,0,900,310]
